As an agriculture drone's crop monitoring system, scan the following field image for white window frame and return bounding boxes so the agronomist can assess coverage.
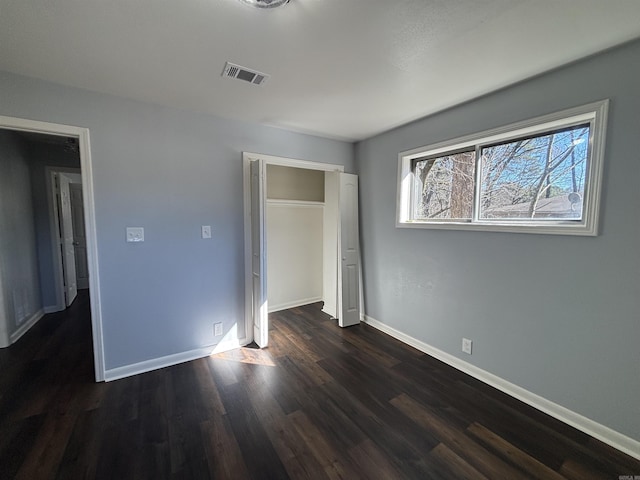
[396,100,609,236]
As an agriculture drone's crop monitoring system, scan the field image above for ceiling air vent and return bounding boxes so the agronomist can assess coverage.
[222,62,270,86]
[239,0,290,8]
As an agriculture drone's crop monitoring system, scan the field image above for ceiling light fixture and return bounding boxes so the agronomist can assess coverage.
[238,0,290,9]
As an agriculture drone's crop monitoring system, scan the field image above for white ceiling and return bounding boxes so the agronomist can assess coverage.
[1,0,639,141]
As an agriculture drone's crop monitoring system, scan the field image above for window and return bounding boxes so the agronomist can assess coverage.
[397,100,608,235]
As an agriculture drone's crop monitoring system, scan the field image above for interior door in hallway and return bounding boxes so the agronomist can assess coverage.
[70,183,88,289]
[58,173,77,306]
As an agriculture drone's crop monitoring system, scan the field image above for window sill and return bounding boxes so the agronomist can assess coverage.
[396,220,597,236]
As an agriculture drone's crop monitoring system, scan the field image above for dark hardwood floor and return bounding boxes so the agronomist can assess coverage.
[1,292,638,479]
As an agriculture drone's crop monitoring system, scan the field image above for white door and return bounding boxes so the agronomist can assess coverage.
[70,184,89,289]
[338,173,361,327]
[58,174,78,306]
[250,160,268,347]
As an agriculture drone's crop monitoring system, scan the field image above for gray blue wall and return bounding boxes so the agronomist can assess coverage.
[0,71,354,369]
[0,131,42,346]
[355,40,640,442]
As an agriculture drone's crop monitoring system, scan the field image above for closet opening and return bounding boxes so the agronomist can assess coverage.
[243,152,361,348]
[265,165,338,318]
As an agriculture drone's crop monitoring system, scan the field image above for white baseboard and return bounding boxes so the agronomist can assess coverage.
[322,305,337,318]
[268,296,322,313]
[363,314,640,461]
[10,309,44,344]
[104,336,249,382]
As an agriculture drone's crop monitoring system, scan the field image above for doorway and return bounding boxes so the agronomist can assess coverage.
[264,165,329,315]
[47,168,89,310]
[0,115,105,381]
[243,152,361,348]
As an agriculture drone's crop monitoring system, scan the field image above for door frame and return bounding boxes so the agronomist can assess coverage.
[242,152,345,345]
[0,115,105,382]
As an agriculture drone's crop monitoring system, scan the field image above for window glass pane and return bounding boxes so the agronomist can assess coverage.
[414,151,476,220]
[479,124,590,220]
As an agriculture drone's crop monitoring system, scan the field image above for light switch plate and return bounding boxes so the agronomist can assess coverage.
[126,227,144,243]
[202,225,212,239]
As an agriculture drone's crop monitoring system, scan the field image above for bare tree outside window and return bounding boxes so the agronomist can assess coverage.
[479,124,589,220]
[414,151,475,220]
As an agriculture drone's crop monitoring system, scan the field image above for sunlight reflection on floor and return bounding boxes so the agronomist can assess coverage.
[209,346,276,367]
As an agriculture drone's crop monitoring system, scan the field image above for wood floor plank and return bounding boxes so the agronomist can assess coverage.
[206,353,243,388]
[246,371,330,480]
[0,415,45,479]
[338,329,402,369]
[54,409,105,480]
[7,361,61,422]
[452,380,586,469]
[347,438,406,480]
[308,382,441,479]
[193,358,228,417]
[1,295,638,479]
[165,367,211,477]
[271,314,325,363]
[267,329,332,386]
[217,379,291,479]
[389,393,531,479]
[581,437,640,472]
[558,458,613,480]
[200,416,251,480]
[466,421,567,480]
[98,419,145,480]
[428,443,490,480]
[296,381,369,451]
[288,410,362,480]
[14,410,77,480]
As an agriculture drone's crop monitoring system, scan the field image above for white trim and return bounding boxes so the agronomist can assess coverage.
[323,306,337,318]
[79,129,106,382]
[243,152,346,345]
[243,156,253,345]
[9,309,44,344]
[396,100,609,236]
[363,314,640,461]
[244,152,345,173]
[268,296,323,313]
[266,199,325,207]
[104,337,248,382]
[0,115,105,382]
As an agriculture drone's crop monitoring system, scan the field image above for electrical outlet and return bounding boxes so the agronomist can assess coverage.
[214,322,223,336]
[126,227,144,243]
[462,338,472,355]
